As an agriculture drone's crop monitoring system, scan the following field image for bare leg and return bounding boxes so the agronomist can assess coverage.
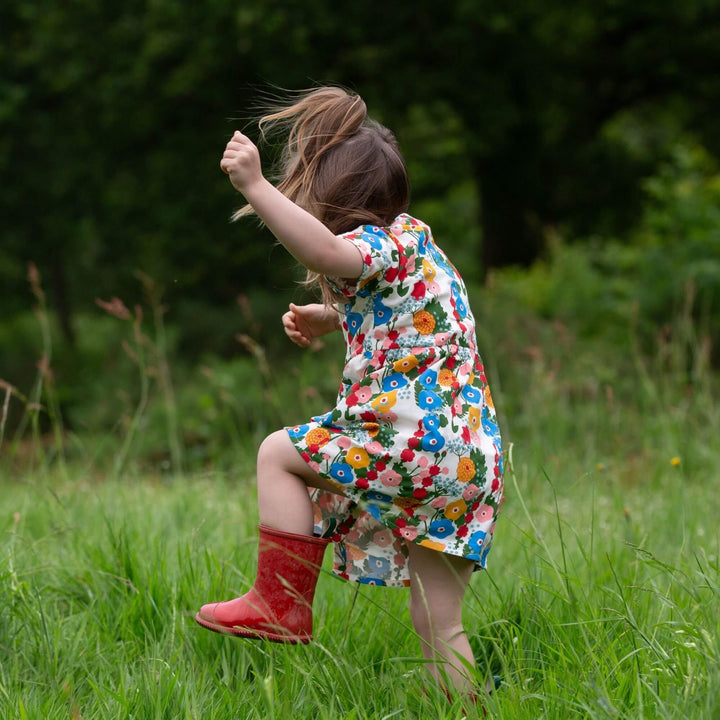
[407,541,476,695]
[256,430,342,536]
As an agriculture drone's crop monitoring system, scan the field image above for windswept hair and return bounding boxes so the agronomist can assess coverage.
[234,86,410,303]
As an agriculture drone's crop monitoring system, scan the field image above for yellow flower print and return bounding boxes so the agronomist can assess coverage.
[468,407,481,432]
[305,428,331,447]
[444,499,468,521]
[393,355,420,373]
[346,544,368,561]
[484,385,495,410]
[413,310,436,335]
[457,458,476,483]
[371,390,398,413]
[346,447,370,469]
[393,496,422,510]
[422,260,436,281]
[420,539,446,552]
[363,422,380,437]
[438,368,456,387]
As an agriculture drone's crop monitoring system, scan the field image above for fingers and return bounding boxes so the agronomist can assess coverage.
[220,131,256,176]
[282,309,310,347]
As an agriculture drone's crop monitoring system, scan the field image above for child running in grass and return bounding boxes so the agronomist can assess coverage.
[195,86,504,700]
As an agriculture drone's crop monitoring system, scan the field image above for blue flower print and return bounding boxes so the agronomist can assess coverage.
[482,406,501,441]
[330,462,354,484]
[479,538,492,566]
[429,519,454,538]
[451,282,468,319]
[419,369,438,389]
[346,312,363,338]
[287,424,310,439]
[359,576,386,586]
[367,555,391,576]
[366,503,382,521]
[366,491,393,504]
[421,431,445,452]
[468,530,487,553]
[422,414,441,431]
[383,373,409,392]
[373,297,393,325]
[462,385,482,403]
[418,390,442,411]
[362,228,384,249]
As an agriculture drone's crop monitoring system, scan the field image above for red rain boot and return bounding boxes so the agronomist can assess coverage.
[195,524,330,644]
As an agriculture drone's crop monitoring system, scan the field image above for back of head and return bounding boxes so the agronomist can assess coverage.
[256,87,410,234]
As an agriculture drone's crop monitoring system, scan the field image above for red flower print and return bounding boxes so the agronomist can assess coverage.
[413,488,428,499]
[456,525,469,538]
[408,437,420,449]
[384,267,399,282]
[411,281,426,300]
[375,461,387,471]
[395,517,407,528]
[421,477,433,487]
[356,477,370,489]
[401,448,415,462]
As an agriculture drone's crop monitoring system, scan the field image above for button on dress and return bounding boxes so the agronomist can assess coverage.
[286,215,503,587]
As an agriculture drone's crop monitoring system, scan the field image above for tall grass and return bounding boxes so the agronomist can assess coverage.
[1,267,719,718]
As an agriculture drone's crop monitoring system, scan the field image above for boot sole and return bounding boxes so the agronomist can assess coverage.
[194,613,312,644]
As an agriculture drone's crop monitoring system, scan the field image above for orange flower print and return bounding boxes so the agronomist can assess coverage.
[371,390,398,413]
[420,539,446,552]
[363,422,380,437]
[457,458,476,483]
[305,427,331,448]
[413,310,436,335]
[438,368,456,387]
[444,499,468,520]
[394,355,419,373]
[469,407,481,432]
[393,497,423,510]
[346,447,370,469]
[484,385,495,410]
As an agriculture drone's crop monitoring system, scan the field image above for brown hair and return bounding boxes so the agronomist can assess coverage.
[234,87,410,303]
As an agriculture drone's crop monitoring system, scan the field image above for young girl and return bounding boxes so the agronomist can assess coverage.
[195,87,504,699]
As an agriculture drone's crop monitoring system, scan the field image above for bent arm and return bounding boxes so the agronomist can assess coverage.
[243,179,363,279]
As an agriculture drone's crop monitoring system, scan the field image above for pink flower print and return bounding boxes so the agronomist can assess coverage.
[356,386,373,403]
[476,504,494,524]
[417,455,429,468]
[308,461,320,473]
[337,436,353,450]
[434,332,451,346]
[453,397,464,417]
[345,528,361,543]
[380,469,402,487]
[373,530,393,548]
[398,526,418,541]
[394,552,406,566]
[462,483,480,501]
[365,441,383,455]
[374,329,384,340]
[430,496,448,509]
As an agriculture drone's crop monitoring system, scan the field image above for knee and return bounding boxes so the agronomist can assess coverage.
[409,595,433,640]
[256,430,288,473]
[409,595,463,642]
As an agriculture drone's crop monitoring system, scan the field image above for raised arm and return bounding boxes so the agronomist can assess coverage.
[221,132,364,280]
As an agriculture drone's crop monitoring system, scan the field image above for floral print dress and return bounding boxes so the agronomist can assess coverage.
[286,214,503,587]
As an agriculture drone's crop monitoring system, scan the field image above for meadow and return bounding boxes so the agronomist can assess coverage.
[1,273,719,720]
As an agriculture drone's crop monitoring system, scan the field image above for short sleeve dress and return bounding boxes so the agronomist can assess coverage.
[286,214,503,587]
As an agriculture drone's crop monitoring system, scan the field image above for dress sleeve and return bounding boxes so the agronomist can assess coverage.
[325,225,398,298]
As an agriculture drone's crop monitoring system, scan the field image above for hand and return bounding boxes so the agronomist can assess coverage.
[282,303,340,347]
[220,131,263,194]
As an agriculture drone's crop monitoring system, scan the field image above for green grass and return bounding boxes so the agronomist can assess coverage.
[2,421,719,719]
[2,285,720,718]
